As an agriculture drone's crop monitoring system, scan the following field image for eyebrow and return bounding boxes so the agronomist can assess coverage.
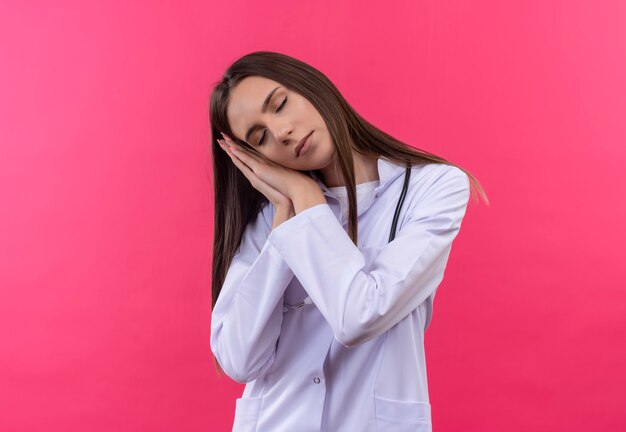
[244,86,281,143]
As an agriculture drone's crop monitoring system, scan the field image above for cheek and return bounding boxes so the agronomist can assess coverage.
[321,134,335,156]
[263,152,289,167]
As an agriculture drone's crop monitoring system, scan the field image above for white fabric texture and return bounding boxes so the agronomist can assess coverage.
[210,158,471,431]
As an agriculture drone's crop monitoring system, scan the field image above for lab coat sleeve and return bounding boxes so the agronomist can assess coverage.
[266,165,470,348]
[210,202,294,383]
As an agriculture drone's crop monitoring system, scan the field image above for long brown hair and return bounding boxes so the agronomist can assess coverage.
[208,51,488,378]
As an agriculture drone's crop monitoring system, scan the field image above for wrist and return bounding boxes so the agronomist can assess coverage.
[272,203,295,229]
[291,186,326,215]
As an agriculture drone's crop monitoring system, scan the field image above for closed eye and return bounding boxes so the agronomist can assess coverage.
[258,97,288,146]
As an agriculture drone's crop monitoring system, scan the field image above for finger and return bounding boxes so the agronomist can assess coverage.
[220,137,285,186]
[227,149,288,204]
[218,138,240,162]
[227,146,258,184]
[218,140,236,159]
[221,134,263,164]
[219,139,290,204]
[218,138,249,161]
[217,139,231,154]
[229,146,261,172]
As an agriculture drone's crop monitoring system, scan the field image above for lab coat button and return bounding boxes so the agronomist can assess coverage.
[313,377,321,384]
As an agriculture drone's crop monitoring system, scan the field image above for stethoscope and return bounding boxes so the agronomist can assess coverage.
[283,166,411,312]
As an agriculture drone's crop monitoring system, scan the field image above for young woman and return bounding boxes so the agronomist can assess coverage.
[209,51,488,431]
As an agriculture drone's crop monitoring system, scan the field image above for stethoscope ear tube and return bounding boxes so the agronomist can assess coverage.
[388,166,411,243]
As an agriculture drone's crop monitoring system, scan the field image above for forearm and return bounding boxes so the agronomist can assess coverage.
[211,204,295,383]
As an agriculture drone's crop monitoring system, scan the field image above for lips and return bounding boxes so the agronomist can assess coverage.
[295,131,313,157]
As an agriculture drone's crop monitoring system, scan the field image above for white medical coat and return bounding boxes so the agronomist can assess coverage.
[210,158,471,431]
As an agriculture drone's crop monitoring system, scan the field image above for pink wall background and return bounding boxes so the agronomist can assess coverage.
[1,1,625,431]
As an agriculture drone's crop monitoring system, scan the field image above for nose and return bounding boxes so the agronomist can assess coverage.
[271,120,293,145]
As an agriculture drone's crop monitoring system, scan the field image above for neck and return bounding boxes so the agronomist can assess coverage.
[317,150,379,188]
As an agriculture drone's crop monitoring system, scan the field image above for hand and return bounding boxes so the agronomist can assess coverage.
[217,135,293,209]
[218,132,320,203]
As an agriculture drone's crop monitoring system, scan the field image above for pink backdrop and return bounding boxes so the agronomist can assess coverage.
[1,1,624,431]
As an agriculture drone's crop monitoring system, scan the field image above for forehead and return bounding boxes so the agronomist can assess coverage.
[226,76,282,141]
